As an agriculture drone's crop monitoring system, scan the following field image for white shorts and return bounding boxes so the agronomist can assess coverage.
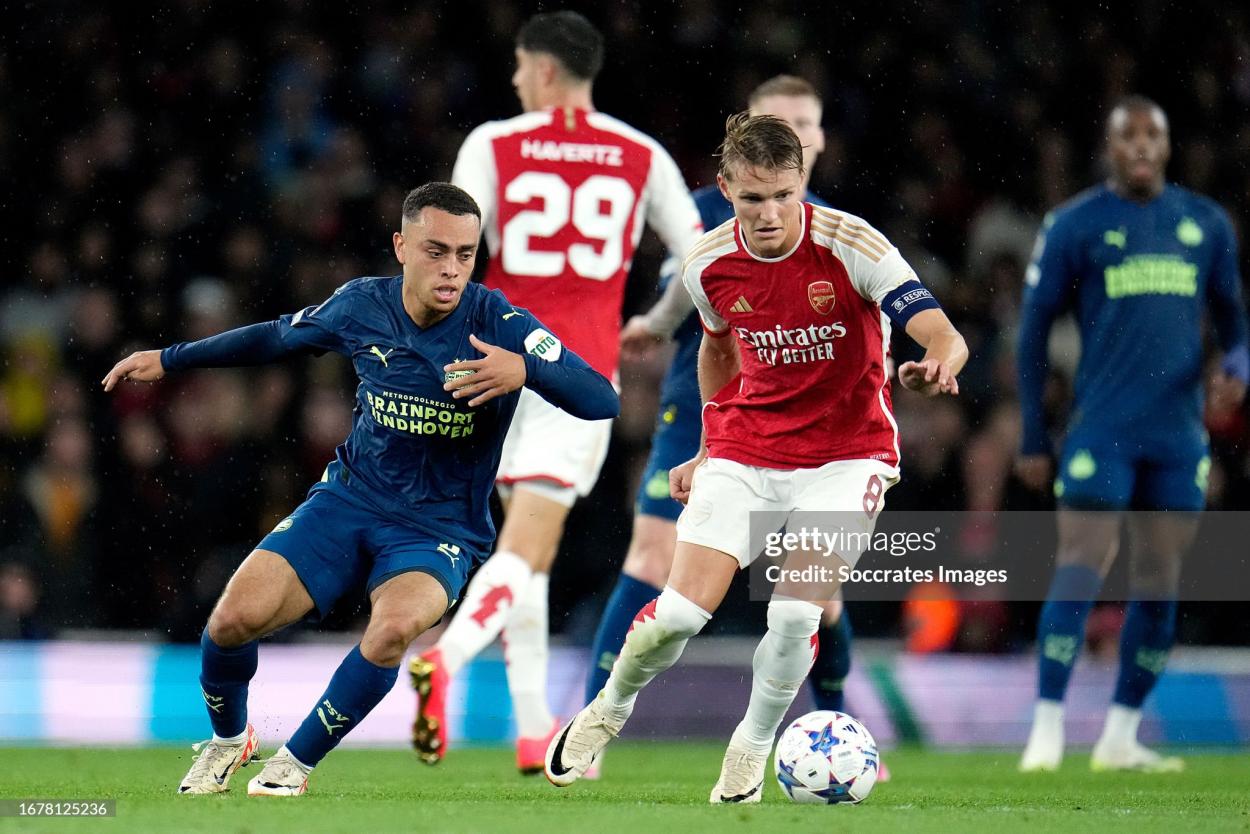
[675,457,900,568]
[495,387,614,508]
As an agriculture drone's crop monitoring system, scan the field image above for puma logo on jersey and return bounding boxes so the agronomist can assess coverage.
[729,296,753,313]
[502,311,522,320]
[369,346,394,367]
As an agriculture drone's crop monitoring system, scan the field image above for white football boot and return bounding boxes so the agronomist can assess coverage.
[1091,705,1183,772]
[1091,739,1185,772]
[544,694,625,787]
[247,747,312,796]
[1019,701,1064,772]
[709,741,768,804]
[178,723,261,794]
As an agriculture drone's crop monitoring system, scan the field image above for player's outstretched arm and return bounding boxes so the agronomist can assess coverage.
[898,308,968,397]
[102,304,347,392]
[443,334,619,419]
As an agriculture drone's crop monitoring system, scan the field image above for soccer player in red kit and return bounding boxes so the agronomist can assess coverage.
[546,114,968,802]
[410,11,702,772]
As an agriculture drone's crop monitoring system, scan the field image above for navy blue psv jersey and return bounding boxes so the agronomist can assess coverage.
[162,277,618,554]
[1018,184,1248,455]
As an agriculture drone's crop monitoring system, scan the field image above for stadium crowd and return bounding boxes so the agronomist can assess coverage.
[3,1,1248,645]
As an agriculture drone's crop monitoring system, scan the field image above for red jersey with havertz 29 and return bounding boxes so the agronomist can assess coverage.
[452,106,703,379]
[682,202,919,470]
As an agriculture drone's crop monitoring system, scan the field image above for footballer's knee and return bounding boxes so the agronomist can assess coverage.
[622,541,672,589]
[623,515,677,587]
[206,601,269,647]
[361,612,428,666]
[767,598,823,639]
[645,587,711,642]
[1056,511,1120,574]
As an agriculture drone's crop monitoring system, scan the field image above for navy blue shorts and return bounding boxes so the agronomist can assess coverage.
[1055,430,1209,512]
[255,483,473,620]
[635,396,703,522]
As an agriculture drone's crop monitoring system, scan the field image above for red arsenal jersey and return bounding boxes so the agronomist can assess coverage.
[452,107,702,378]
[682,202,918,469]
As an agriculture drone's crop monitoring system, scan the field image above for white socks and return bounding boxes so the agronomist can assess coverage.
[276,745,313,773]
[1097,703,1143,749]
[504,572,554,738]
[602,587,711,720]
[1033,699,1065,736]
[437,550,532,677]
[732,599,823,754]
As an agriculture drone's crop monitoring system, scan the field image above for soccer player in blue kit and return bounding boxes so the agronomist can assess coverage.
[584,76,880,778]
[101,182,618,796]
[1016,98,1248,772]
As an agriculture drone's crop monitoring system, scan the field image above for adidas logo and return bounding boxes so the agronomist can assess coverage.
[729,296,753,313]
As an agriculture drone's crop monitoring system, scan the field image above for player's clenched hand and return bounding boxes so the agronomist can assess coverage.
[101,350,165,392]
[898,358,959,396]
[669,453,705,505]
[620,315,666,362]
[1014,454,1053,492]
[443,333,527,407]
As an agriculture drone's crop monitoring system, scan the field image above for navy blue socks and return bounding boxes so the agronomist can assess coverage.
[199,629,258,739]
[1036,565,1103,701]
[808,610,852,712]
[286,645,398,768]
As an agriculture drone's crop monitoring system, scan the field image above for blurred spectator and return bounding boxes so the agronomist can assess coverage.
[0,562,50,640]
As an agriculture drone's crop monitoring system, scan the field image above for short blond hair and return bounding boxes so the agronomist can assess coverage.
[716,112,805,181]
[748,75,821,107]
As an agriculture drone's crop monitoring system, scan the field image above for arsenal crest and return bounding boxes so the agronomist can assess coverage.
[808,281,836,315]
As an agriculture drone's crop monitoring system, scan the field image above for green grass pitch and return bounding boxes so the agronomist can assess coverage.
[0,745,1246,833]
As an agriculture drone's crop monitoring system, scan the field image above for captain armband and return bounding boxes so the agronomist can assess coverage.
[881,279,942,328]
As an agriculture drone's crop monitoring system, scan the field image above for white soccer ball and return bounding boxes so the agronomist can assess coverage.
[774,710,880,804]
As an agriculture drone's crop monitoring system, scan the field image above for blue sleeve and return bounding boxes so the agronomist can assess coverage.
[521,349,620,420]
[1207,208,1249,380]
[881,279,942,329]
[160,286,354,371]
[1017,211,1079,456]
[487,297,619,420]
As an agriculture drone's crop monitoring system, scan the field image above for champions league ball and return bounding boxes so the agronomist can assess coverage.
[774,710,880,804]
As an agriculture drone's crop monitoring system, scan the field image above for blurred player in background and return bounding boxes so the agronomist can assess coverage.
[102,183,618,796]
[409,11,702,773]
[584,75,878,779]
[1016,97,1248,773]
[547,114,967,801]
